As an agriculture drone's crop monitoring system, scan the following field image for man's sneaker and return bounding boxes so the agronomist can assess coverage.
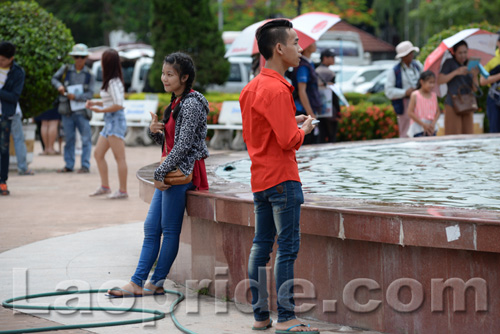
[0,183,10,196]
[108,190,128,199]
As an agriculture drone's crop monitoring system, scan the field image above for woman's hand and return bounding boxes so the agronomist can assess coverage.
[150,112,164,133]
[154,179,171,191]
[455,66,469,76]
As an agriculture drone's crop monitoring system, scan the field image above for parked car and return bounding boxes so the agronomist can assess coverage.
[206,56,252,93]
[330,61,396,93]
[353,68,391,94]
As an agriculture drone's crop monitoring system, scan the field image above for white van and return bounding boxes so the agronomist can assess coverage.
[91,56,153,95]
[207,56,253,93]
[312,31,370,66]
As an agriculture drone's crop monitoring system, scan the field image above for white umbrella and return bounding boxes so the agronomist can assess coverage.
[291,11,341,50]
[224,20,268,58]
[225,13,341,58]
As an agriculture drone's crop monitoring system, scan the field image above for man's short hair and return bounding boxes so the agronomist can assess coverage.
[0,41,16,59]
[320,48,336,61]
[256,19,293,60]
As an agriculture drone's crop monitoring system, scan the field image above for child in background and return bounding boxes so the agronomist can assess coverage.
[407,70,441,137]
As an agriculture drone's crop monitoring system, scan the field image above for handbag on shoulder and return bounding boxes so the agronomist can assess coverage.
[159,136,193,185]
[451,89,478,114]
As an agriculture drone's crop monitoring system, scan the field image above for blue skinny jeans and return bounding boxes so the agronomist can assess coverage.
[248,180,304,323]
[131,183,194,288]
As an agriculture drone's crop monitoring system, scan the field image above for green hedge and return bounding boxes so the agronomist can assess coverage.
[128,92,398,141]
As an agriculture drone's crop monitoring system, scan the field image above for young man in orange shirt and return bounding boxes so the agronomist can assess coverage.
[239,19,318,333]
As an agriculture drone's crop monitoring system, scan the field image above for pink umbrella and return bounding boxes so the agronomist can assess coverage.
[224,13,340,58]
[423,28,497,96]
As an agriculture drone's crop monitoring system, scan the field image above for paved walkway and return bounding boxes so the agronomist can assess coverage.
[0,142,382,334]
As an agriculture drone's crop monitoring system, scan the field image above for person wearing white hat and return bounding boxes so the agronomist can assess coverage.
[51,43,95,174]
[385,41,423,138]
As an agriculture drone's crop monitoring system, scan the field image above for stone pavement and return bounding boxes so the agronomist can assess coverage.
[0,141,383,334]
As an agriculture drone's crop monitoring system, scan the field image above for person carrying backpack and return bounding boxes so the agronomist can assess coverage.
[51,43,95,174]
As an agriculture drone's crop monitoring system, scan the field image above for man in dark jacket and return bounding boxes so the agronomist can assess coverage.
[0,41,25,195]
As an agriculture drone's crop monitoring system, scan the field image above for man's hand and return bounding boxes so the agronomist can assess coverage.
[67,93,75,100]
[150,112,163,133]
[295,115,307,124]
[58,86,66,95]
[154,179,171,191]
[405,87,415,97]
[301,116,316,135]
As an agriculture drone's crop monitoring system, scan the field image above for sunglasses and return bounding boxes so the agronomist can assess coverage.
[73,55,86,59]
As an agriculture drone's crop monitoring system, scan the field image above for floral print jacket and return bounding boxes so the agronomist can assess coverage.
[148,91,210,181]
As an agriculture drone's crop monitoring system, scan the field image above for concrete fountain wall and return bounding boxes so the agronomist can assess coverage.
[137,134,500,334]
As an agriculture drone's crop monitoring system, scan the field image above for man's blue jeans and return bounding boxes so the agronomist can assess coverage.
[486,95,500,133]
[10,113,28,173]
[0,118,12,183]
[248,181,304,323]
[61,112,91,170]
[131,183,194,288]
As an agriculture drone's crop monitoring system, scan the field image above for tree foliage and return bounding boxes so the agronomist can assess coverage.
[0,0,74,118]
[149,0,229,92]
[34,0,151,46]
[215,0,375,32]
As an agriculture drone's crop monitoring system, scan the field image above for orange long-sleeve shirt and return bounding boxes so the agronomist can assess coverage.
[240,68,305,193]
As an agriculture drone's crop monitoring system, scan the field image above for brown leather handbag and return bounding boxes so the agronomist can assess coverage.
[160,138,193,185]
[451,83,479,115]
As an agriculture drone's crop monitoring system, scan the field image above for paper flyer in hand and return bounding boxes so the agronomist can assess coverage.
[66,84,86,111]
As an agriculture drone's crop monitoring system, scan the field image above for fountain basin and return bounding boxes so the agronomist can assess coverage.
[137,134,500,334]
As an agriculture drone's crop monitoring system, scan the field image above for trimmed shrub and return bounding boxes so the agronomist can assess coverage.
[0,1,74,119]
[337,103,398,142]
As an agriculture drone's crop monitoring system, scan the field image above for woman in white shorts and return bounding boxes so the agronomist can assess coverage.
[86,49,128,199]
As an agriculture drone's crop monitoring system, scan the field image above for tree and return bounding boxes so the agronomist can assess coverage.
[149,0,229,92]
[35,0,152,46]
[409,0,493,44]
[0,1,74,119]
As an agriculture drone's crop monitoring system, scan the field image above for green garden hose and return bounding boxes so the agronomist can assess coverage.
[1,289,197,334]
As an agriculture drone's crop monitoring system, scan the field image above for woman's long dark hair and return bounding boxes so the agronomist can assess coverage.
[162,52,196,123]
[101,49,124,91]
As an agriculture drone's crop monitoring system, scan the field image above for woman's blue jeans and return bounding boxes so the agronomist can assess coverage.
[248,181,304,323]
[131,182,193,288]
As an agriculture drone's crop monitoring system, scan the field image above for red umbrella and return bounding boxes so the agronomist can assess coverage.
[423,28,497,96]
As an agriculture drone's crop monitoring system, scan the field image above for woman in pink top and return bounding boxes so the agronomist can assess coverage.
[407,70,441,137]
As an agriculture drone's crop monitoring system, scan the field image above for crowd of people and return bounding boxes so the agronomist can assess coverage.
[2,17,500,334]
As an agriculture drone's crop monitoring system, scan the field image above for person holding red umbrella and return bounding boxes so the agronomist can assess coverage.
[438,40,480,135]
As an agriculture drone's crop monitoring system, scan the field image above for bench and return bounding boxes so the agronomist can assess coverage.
[89,99,159,146]
[207,101,245,151]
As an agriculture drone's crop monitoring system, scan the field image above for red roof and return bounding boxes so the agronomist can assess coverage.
[330,21,395,53]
